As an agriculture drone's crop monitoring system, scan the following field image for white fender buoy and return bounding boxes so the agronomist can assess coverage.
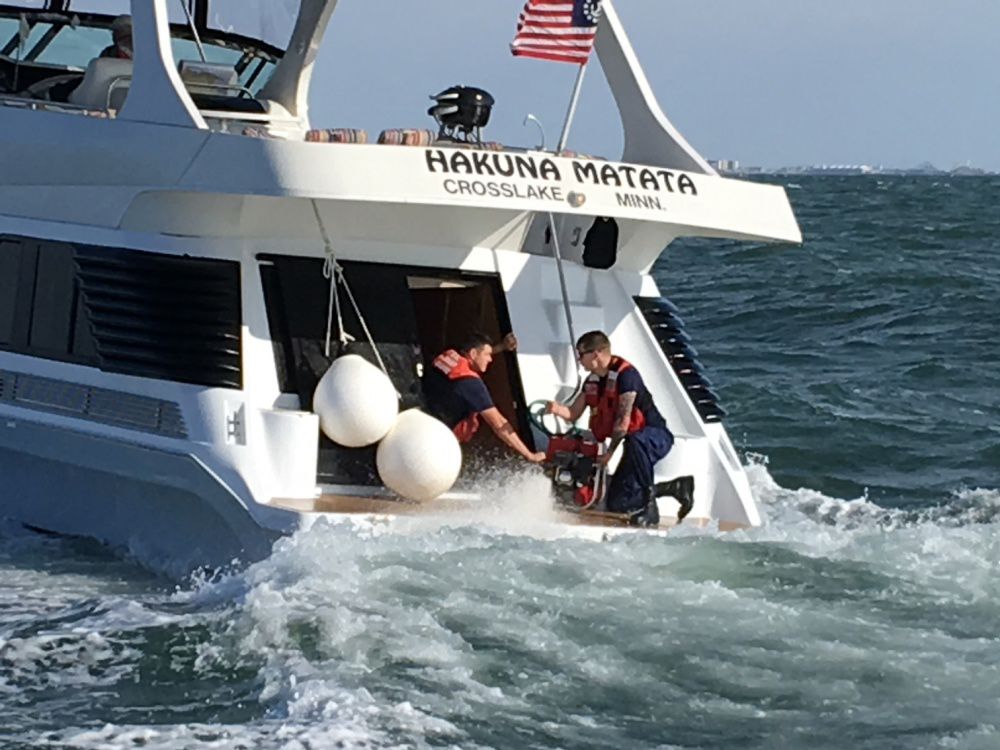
[377,409,462,501]
[313,355,398,447]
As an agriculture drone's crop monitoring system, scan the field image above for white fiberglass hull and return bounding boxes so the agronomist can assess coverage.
[0,415,282,577]
[0,404,711,577]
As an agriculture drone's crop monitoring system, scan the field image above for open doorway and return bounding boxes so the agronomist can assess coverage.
[408,276,525,431]
[408,274,536,474]
[259,256,532,487]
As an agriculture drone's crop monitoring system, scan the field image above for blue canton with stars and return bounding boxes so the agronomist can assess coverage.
[572,0,604,28]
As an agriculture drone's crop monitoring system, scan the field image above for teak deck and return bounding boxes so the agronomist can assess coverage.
[269,493,713,530]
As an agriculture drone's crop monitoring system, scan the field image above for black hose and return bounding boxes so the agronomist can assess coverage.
[527,399,579,438]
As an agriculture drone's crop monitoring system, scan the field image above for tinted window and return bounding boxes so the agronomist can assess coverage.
[0,237,92,363]
[27,242,77,355]
[0,241,21,345]
[32,25,114,69]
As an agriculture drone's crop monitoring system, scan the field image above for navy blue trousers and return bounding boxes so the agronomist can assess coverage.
[605,426,674,513]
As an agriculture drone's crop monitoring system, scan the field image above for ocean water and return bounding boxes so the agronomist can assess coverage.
[2,176,998,749]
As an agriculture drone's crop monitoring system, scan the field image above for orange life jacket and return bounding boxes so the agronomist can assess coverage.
[431,349,483,443]
[583,356,647,442]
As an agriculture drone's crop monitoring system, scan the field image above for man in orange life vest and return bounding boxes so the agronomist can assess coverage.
[424,332,546,464]
[546,330,694,525]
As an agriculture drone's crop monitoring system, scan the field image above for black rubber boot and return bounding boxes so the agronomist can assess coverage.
[654,476,695,522]
[624,487,660,528]
[642,497,660,527]
[628,497,660,528]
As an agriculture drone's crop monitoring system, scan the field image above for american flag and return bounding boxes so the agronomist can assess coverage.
[510,0,604,65]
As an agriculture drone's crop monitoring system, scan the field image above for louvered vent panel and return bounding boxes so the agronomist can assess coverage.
[634,296,727,424]
[75,246,242,389]
[0,369,187,438]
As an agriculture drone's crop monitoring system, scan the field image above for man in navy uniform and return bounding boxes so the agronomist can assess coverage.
[424,332,545,464]
[546,330,694,525]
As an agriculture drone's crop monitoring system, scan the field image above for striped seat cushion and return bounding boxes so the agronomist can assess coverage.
[305,128,368,144]
[377,128,436,146]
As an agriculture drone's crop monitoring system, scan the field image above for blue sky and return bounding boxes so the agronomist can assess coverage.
[309,1,1000,171]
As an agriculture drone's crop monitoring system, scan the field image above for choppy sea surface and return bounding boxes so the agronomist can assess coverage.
[2,176,999,749]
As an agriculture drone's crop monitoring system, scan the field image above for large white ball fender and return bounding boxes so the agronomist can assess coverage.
[376,409,462,501]
[313,355,398,447]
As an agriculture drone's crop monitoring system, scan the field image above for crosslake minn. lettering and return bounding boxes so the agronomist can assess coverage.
[425,148,698,197]
[443,178,668,212]
[443,178,564,202]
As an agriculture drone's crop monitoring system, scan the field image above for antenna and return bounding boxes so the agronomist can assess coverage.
[523,114,546,151]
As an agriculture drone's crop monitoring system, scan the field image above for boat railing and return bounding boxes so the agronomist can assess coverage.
[1,84,619,153]
[0,83,306,135]
[0,91,108,119]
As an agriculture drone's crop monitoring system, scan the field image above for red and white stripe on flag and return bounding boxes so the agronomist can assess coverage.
[510,0,603,65]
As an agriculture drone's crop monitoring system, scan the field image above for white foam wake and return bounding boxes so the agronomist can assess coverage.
[8,460,1000,749]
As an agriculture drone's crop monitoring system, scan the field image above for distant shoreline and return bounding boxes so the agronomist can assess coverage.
[713,164,996,178]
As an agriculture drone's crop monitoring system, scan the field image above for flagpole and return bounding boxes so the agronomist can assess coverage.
[556,61,588,154]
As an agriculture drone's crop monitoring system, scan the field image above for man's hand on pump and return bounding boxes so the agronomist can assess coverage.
[481,407,546,465]
[427,331,550,465]
[595,431,626,467]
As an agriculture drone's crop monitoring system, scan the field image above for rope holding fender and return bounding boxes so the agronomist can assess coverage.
[337,267,391,378]
[311,200,394,391]
[313,199,350,358]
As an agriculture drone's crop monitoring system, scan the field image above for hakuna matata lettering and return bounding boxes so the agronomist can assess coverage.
[424,149,698,196]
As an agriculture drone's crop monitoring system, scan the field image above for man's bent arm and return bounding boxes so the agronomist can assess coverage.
[480,407,544,462]
[605,391,637,457]
[547,392,587,423]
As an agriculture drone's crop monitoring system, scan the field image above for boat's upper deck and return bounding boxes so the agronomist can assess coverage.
[0,1,289,125]
[0,0,801,264]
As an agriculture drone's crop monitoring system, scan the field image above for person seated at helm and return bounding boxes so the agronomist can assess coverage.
[545,330,694,526]
[424,332,546,464]
[99,15,133,60]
